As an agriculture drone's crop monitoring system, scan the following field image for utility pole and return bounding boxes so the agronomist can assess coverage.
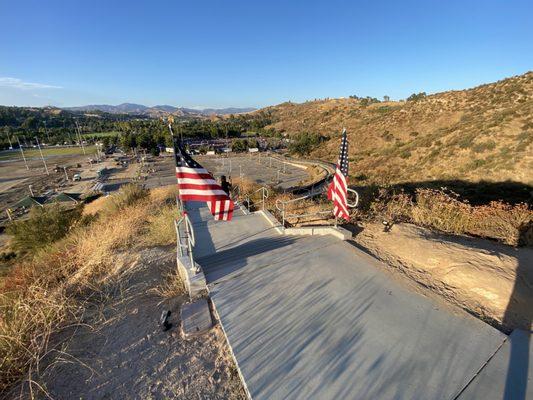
[43,121,51,142]
[4,130,13,149]
[16,136,29,170]
[74,119,86,154]
[35,136,49,175]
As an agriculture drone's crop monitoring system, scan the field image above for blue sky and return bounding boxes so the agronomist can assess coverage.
[0,0,531,108]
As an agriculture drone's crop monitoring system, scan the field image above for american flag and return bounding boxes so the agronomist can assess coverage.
[172,136,234,221]
[327,128,350,220]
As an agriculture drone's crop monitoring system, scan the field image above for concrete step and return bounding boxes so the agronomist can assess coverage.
[181,298,213,338]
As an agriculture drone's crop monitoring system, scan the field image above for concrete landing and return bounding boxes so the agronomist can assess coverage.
[188,203,521,400]
[458,329,532,399]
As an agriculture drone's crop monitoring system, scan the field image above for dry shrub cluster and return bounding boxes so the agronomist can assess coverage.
[371,188,532,246]
[0,184,180,396]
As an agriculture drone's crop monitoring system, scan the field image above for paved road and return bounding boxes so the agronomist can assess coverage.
[187,203,530,400]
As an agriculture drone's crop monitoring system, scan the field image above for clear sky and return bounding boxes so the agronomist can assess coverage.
[0,0,531,108]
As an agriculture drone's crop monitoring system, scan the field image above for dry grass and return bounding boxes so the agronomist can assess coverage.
[370,188,532,246]
[0,184,181,397]
[144,204,180,247]
[261,71,533,185]
[153,269,186,298]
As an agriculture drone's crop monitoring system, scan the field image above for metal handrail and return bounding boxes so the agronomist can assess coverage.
[347,188,359,208]
[275,185,360,227]
[275,187,327,227]
[248,186,269,210]
[175,212,198,273]
[232,184,270,211]
[174,216,185,257]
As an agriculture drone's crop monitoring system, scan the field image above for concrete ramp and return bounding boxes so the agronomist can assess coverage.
[189,203,517,400]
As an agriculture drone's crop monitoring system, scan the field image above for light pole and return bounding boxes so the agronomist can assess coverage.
[16,136,29,170]
[4,130,13,149]
[74,119,86,154]
[43,121,51,142]
[35,136,49,175]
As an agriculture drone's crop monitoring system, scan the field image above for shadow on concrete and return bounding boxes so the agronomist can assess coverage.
[198,236,297,282]
[501,252,532,400]
[213,254,474,399]
[186,202,216,257]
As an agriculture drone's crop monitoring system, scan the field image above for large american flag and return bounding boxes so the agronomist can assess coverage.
[327,128,350,220]
[172,136,234,221]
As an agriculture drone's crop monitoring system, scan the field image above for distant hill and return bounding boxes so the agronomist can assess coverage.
[254,71,533,185]
[64,103,256,116]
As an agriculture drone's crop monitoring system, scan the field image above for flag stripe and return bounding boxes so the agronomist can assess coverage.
[329,129,350,220]
[172,136,234,221]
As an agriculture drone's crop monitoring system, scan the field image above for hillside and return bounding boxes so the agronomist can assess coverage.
[259,72,533,186]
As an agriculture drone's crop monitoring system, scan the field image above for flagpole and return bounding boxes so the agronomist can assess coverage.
[167,117,184,215]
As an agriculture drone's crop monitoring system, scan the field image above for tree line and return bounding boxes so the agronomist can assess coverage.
[0,106,276,153]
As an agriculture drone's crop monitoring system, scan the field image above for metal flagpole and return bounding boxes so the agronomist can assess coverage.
[167,117,184,214]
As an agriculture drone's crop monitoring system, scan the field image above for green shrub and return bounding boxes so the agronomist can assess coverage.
[231,139,248,152]
[288,132,326,155]
[399,149,412,159]
[6,205,83,254]
[472,140,496,153]
[407,92,427,102]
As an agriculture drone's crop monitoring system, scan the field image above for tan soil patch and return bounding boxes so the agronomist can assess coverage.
[354,222,533,332]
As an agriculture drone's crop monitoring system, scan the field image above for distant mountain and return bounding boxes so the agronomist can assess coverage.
[63,104,256,116]
[65,103,148,114]
[151,105,178,113]
[196,107,256,115]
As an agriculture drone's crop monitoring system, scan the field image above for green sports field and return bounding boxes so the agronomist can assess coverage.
[0,146,98,160]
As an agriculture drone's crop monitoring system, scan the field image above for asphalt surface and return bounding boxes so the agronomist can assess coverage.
[142,154,309,191]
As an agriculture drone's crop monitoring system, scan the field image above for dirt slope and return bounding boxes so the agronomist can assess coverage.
[10,247,245,400]
[257,71,533,185]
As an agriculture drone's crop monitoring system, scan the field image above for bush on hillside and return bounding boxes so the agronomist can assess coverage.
[6,205,83,254]
[231,139,248,152]
[407,92,427,102]
[288,132,325,155]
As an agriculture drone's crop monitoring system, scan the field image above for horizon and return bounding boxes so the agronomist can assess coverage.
[1,69,532,111]
[1,0,532,109]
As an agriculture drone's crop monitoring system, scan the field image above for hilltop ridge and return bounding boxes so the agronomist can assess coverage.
[256,72,533,185]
